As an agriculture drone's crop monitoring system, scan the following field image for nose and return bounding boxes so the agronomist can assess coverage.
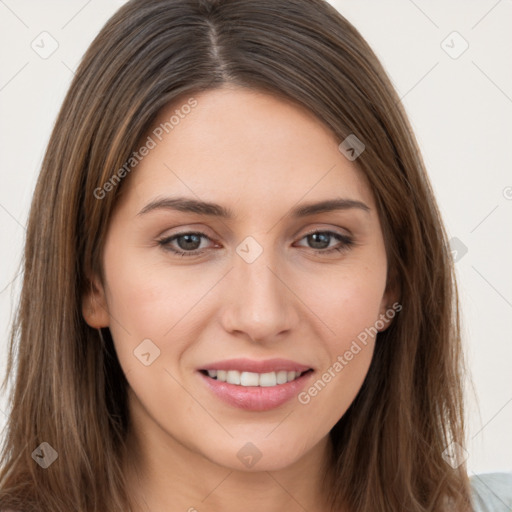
[220,245,300,344]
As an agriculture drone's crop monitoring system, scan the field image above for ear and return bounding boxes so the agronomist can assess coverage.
[377,276,401,333]
[82,273,110,329]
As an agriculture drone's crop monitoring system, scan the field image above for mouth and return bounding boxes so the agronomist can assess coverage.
[197,358,314,411]
[199,368,312,387]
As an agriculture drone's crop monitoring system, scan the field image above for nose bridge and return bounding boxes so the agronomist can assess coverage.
[222,236,298,341]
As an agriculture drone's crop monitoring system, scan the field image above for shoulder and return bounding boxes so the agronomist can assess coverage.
[470,472,512,511]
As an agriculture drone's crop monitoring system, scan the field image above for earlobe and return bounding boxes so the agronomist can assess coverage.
[81,275,110,328]
[377,281,401,333]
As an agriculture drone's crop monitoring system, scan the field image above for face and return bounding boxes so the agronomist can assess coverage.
[83,85,395,473]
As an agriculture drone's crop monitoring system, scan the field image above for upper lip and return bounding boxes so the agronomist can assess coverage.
[200,358,312,373]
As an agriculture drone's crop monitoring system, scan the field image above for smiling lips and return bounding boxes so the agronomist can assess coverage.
[198,358,314,411]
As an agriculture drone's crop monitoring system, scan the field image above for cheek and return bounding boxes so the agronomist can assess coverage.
[292,261,386,411]
[103,243,212,337]
[296,259,387,346]
[101,251,208,418]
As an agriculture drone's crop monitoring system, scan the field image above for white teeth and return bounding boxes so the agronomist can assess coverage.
[276,370,288,384]
[206,369,305,386]
[259,372,277,387]
[226,370,240,385]
[240,371,259,386]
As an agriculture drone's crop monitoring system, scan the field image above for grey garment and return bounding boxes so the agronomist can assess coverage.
[471,472,512,511]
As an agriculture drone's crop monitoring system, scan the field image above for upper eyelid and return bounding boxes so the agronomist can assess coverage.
[159,221,352,238]
[159,228,351,247]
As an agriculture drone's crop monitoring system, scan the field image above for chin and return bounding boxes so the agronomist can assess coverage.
[204,435,317,473]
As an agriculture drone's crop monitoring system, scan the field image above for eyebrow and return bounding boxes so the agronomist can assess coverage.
[137,196,370,218]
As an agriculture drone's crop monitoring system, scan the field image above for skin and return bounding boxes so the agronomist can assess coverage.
[83,85,397,512]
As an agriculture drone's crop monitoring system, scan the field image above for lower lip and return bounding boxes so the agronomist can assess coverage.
[198,371,314,411]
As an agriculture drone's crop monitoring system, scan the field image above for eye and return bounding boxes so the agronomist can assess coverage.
[157,229,355,258]
[157,232,215,257]
[295,230,354,255]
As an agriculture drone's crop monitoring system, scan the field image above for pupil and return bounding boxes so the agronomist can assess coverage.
[309,232,329,249]
[178,234,201,250]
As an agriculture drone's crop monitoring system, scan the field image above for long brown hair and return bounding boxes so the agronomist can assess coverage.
[0,0,472,510]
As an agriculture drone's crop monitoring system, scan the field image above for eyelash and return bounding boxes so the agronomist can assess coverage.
[157,229,355,257]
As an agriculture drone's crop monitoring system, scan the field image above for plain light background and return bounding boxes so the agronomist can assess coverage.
[0,0,511,477]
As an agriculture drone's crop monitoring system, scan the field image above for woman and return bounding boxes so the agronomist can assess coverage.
[0,0,510,510]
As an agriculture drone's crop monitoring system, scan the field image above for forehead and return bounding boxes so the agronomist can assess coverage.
[119,86,375,216]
